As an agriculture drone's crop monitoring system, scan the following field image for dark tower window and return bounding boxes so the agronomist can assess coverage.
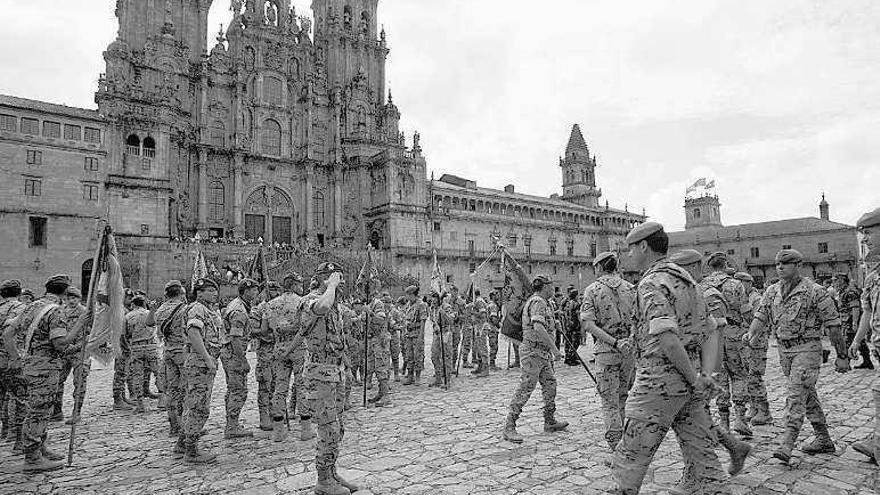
[143,136,156,158]
[126,134,140,155]
[694,208,701,219]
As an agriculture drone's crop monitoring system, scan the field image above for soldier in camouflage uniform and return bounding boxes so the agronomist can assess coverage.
[735,272,772,425]
[348,301,365,386]
[220,278,258,438]
[745,249,847,463]
[428,293,455,388]
[154,280,189,438]
[845,208,880,462]
[0,280,26,448]
[175,278,222,464]
[51,286,87,423]
[487,291,501,370]
[251,280,282,431]
[502,274,569,443]
[4,274,88,472]
[124,295,160,413]
[403,286,427,385]
[835,274,871,369]
[701,252,752,437]
[301,262,359,495]
[448,286,465,375]
[387,294,405,381]
[611,224,727,494]
[580,252,636,450]
[112,289,135,410]
[470,290,490,376]
[365,295,391,407]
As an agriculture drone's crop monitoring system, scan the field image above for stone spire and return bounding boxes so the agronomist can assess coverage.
[565,124,589,158]
[819,193,829,221]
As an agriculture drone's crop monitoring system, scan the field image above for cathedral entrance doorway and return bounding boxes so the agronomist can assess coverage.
[244,186,295,245]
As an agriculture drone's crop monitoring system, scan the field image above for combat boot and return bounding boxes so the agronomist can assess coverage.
[144,390,160,400]
[412,371,421,385]
[332,466,359,493]
[543,413,569,433]
[717,429,751,475]
[852,440,877,464]
[300,419,316,441]
[134,399,146,414]
[315,467,350,495]
[123,394,137,407]
[113,395,132,411]
[719,409,731,432]
[732,406,752,437]
[801,424,835,455]
[772,428,798,464]
[172,435,186,459]
[393,369,400,382]
[183,436,217,464]
[157,393,168,411]
[40,442,65,461]
[259,410,273,431]
[750,401,773,425]
[272,419,287,442]
[225,420,254,439]
[374,381,391,407]
[22,451,63,473]
[402,372,414,386]
[502,414,523,443]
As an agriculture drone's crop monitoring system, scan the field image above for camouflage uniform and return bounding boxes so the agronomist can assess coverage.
[430,301,455,386]
[580,274,636,448]
[266,293,308,421]
[745,288,770,418]
[346,307,364,383]
[220,297,252,429]
[508,293,559,423]
[250,298,275,427]
[754,277,840,455]
[460,297,476,367]
[562,295,582,365]
[404,298,428,376]
[124,307,160,403]
[0,298,26,444]
[112,328,132,400]
[486,300,500,367]
[53,303,88,418]
[611,260,725,493]
[154,299,189,435]
[181,301,222,438]
[450,295,466,370]
[388,304,405,375]
[863,265,880,458]
[699,271,750,428]
[471,297,489,369]
[365,299,390,388]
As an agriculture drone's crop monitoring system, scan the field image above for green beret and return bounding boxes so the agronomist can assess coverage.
[625,222,664,245]
[404,285,419,295]
[707,252,727,266]
[238,278,259,291]
[733,272,754,283]
[66,287,82,298]
[283,272,303,284]
[0,279,22,291]
[533,273,553,286]
[266,280,281,290]
[164,280,184,291]
[857,207,880,229]
[592,251,618,267]
[775,249,803,264]
[46,274,72,287]
[316,262,343,275]
[20,289,34,298]
[193,278,219,293]
[669,249,703,266]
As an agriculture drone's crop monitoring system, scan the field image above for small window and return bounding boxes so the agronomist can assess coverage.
[750,247,760,258]
[469,262,476,273]
[552,265,558,275]
[42,121,61,138]
[83,183,99,201]
[449,231,457,241]
[467,239,475,255]
[84,127,101,143]
[590,242,597,258]
[550,243,557,256]
[141,158,152,171]
[508,235,517,248]
[694,208,702,219]
[24,178,41,196]
[142,137,156,158]
[20,117,39,135]
[140,224,150,235]
[570,265,575,275]
[64,124,82,140]
[727,249,735,255]
[818,242,828,254]
[433,222,440,232]
[0,114,16,132]
[26,150,42,165]
[28,217,47,247]
[567,244,574,257]
[782,244,792,250]
[84,157,99,171]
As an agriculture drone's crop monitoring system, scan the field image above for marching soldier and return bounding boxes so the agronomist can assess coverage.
[611,224,726,494]
[0,280,26,450]
[251,280,282,432]
[835,273,871,369]
[580,251,636,450]
[403,286,427,385]
[744,249,847,463]
[154,280,189,438]
[52,286,87,423]
[487,290,501,370]
[470,289,490,376]
[734,272,772,425]
[502,274,568,443]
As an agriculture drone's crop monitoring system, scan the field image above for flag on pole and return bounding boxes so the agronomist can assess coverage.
[706,179,716,189]
[191,249,208,293]
[499,248,531,343]
[248,245,266,284]
[355,245,381,298]
[430,249,443,295]
[85,232,126,366]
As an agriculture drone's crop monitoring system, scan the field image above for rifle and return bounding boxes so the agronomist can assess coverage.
[557,328,598,385]
[438,306,448,389]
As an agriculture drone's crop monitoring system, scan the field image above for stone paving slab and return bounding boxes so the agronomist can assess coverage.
[1,336,879,494]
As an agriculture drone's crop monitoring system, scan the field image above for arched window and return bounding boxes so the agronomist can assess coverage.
[360,11,370,34]
[263,76,283,106]
[694,208,702,219]
[142,137,156,158]
[343,5,352,30]
[313,190,325,228]
[261,119,282,156]
[210,121,226,147]
[209,181,225,220]
[125,134,140,155]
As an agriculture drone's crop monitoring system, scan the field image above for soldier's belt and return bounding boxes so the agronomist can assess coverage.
[778,336,820,350]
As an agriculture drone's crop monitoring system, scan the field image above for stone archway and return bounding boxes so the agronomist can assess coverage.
[244,185,295,244]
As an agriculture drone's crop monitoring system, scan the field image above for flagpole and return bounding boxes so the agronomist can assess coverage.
[67,221,110,466]
[432,249,449,390]
[362,247,371,407]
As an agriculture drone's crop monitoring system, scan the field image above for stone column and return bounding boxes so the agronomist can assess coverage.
[304,163,314,236]
[333,168,343,235]
[197,148,208,235]
[232,153,244,238]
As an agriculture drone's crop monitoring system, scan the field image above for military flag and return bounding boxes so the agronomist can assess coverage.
[248,245,267,284]
[84,229,125,367]
[191,249,208,293]
[355,244,381,298]
[499,247,531,343]
[430,249,443,295]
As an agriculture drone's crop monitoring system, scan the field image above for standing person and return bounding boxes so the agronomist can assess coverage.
[251,280,282,431]
[52,286,87,423]
[836,274,870,369]
[845,207,880,462]
[385,293,403,382]
[486,290,501,370]
[154,280,189,439]
[112,289,135,410]
[744,249,847,463]
[470,290,489,376]
[562,287,581,366]
[365,294,391,407]
[580,252,636,450]
[220,278,259,438]
[449,286,465,374]
[610,224,727,494]
[428,293,455,389]
[502,274,569,443]
[701,252,752,437]
[176,278,223,464]
[125,295,160,413]
[460,289,476,369]
[300,262,359,495]
[403,286,427,385]
[0,280,26,449]
[3,274,87,472]
[734,272,772,425]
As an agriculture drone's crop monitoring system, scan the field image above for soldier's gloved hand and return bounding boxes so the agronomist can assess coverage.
[834,357,851,373]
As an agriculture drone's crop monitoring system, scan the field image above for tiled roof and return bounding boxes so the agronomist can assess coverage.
[0,94,101,122]
[669,217,854,244]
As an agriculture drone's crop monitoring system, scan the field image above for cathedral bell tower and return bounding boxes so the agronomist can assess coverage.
[560,124,601,207]
[684,194,723,230]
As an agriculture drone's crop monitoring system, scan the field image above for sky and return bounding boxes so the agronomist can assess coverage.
[1,0,876,231]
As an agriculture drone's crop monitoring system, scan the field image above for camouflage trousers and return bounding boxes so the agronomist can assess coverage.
[305,366,346,471]
[163,349,187,432]
[0,365,28,442]
[181,357,217,437]
[347,337,363,380]
[130,345,160,401]
[488,328,499,366]
[366,332,390,383]
[21,357,60,455]
[460,324,474,364]
[715,328,749,412]
[430,330,454,383]
[272,341,307,420]
[404,327,425,373]
[255,342,275,419]
[748,340,770,406]
[112,346,133,398]
[472,326,488,367]
[389,329,402,372]
[778,349,827,434]
[509,351,557,420]
[451,324,462,368]
[612,392,725,493]
[54,352,91,413]
[595,352,635,445]
[220,337,250,423]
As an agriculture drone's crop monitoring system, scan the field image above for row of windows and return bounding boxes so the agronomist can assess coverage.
[433,195,636,229]
[23,151,100,171]
[721,243,832,259]
[23,177,99,201]
[0,113,101,143]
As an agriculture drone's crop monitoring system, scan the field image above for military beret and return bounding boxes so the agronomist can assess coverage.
[164,280,184,291]
[131,294,146,305]
[266,280,281,290]
[315,262,343,275]
[283,272,303,284]
[775,249,803,264]
[733,272,754,283]
[20,289,34,298]
[567,286,578,294]
[592,251,618,267]
[625,222,664,245]
[404,285,419,295]
[46,274,72,287]
[124,288,135,297]
[533,273,553,286]
[0,279,22,291]
[396,296,407,304]
[724,267,736,276]
[66,287,82,298]
[857,207,880,229]
[669,249,703,266]
[238,278,259,291]
[193,278,219,293]
[707,252,727,266]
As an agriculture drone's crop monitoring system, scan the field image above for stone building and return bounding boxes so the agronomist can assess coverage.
[0,0,644,295]
[669,192,860,288]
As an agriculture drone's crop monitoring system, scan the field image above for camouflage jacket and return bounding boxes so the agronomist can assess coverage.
[221,296,251,345]
[388,305,405,332]
[124,307,157,346]
[154,299,189,351]
[300,291,346,373]
[186,301,223,362]
[698,272,749,327]
[837,286,861,330]
[10,294,68,360]
[521,293,554,356]
[863,268,880,343]
[755,277,840,346]
[581,274,636,354]
[265,293,303,342]
[0,298,26,365]
[405,299,428,335]
[366,299,388,338]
